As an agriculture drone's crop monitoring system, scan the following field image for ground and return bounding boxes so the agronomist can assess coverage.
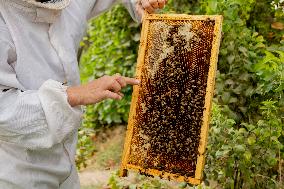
[79,126,125,188]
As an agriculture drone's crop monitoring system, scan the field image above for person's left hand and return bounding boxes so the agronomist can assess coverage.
[136,0,168,17]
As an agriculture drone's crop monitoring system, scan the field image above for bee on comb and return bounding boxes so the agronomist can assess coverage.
[120,14,223,185]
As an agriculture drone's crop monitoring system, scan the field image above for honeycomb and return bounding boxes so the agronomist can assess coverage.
[120,14,223,185]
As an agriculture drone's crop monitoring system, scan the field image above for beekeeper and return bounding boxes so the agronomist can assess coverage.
[0,0,167,188]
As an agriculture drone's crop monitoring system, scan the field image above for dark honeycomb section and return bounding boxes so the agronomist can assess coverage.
[128,19,215,179]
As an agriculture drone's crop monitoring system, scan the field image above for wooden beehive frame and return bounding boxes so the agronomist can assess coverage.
[120,14,223,185]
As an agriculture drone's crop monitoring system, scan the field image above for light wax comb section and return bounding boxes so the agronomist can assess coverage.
[120,14,223,185]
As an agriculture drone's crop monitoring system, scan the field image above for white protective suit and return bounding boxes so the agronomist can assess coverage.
[0,0,139,188]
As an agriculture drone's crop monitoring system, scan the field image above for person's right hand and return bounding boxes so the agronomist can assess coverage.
[66,74,140,107]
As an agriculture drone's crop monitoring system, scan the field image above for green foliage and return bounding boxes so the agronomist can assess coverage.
[78,0,284,188]
[206,103,283,188]
[249,0,284,43]
[253,49,284,94]
[76,128,95,169]
[193,0,284,187]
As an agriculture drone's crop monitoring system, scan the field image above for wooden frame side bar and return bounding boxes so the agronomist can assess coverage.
[120,14,150,177]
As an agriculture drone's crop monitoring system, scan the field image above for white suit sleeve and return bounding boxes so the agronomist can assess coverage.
[88,0,141,22]
[0,40,83,150]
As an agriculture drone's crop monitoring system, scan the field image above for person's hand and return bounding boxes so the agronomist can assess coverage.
[66,74,140,107]
[136,0,168,17]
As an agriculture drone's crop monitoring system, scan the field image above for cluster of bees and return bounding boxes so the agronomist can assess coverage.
[128,19,215,180]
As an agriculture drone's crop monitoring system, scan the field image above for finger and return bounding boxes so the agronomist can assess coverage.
[149,0,159,9]
[122,77,140,85]
[110,80,122,93]
[157,0,166,9]
[141,0,155,13]
[103,90,122,100]
[114,74,127,88]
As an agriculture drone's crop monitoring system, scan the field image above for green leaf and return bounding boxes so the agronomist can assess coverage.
[235,144,245,152]
[221,92,231,104]
[244,151,252,161]
[239,46,248,57]
[229,97,238,104]
[227,55,235,64]
[247,135,256,145]
[129,184,137,189]
[208,0,218,12]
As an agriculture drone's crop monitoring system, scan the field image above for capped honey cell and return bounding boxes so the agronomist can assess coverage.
[120,14,223,185]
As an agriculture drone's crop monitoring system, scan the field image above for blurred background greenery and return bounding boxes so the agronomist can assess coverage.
[77,0,284,188]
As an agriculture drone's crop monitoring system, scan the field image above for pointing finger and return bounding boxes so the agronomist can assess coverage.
[123,77,140,85]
